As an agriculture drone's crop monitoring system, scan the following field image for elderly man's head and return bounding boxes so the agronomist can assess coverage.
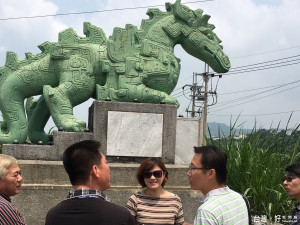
[0,154,22,197]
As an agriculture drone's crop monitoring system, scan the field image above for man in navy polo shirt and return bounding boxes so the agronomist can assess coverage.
[45,140,134,225]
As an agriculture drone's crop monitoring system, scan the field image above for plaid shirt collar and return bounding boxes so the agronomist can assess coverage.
[67,189,110,202]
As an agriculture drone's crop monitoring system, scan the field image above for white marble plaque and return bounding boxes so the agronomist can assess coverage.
[107,111,163,157]
[175,118,198,164]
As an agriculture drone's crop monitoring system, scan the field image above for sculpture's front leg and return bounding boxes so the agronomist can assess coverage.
[44,55,96,131]
[96,76,179,108]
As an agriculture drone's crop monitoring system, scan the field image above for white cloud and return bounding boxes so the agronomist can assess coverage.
[0,0,66,61]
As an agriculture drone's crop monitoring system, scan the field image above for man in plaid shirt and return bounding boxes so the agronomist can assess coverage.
[45,140,134,225]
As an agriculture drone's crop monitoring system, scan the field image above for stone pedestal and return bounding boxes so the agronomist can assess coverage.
[89,101,177,163]
[3,101,177,163]
[11,160,202,225]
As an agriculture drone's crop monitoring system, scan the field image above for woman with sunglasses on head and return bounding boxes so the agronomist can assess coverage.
[126,157,185,225]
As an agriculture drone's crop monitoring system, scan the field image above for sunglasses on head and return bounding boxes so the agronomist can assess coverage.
[144,170,163,179]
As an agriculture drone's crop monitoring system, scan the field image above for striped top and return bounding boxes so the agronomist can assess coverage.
[126,190,184,225]
[194,186,249,225]
[0,193,25,225]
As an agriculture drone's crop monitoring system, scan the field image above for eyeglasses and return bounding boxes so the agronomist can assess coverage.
[188,165,210,172]
[144,170,163,179]
[282,176,298,182]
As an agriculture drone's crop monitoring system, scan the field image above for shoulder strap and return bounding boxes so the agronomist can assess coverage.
[241,194,252,225]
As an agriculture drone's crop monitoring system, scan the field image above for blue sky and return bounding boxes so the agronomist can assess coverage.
[0,0,300,131]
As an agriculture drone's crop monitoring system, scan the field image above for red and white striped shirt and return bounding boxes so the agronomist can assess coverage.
[0,193,25,225]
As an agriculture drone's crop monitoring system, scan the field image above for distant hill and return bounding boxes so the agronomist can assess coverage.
[207,122,252,137]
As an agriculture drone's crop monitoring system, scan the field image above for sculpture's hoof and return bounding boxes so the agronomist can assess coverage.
[59,117,86,132]
[163,95,180,108]
[28,131,51,144]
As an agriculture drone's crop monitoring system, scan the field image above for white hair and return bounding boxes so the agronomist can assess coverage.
[0,154,18,180]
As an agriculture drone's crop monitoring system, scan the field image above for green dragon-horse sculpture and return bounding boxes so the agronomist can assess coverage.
[0,0,230,144]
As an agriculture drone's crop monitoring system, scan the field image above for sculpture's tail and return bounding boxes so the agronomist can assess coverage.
[0,89,28,144]
[0,52,32,144]
[0,52,23,143]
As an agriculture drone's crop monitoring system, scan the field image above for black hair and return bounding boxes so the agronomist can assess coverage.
[285,161,300,178]
[136,157,168,188]
[63,140,102,186]
[194,145,227,184]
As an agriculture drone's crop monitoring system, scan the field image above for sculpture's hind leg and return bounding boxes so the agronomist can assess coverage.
[43,57,95,131]
[0,75,33,143]
[0,93,28,144]
[26,96,51,144]
[0,54,56,144]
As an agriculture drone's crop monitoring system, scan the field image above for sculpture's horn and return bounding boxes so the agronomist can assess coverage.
[165,2,173,12]
[193,9,204,28]
[173,0,201,27]
[201,14,211,27]
[173,0,192,25]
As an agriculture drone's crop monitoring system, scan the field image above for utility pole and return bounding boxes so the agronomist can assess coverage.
[202,73,209,146]
[198,115,203,146]
[182,68,221,146]
[183,73,202,118]
[191,73,197,118]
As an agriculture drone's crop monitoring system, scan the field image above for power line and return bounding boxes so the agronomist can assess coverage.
[210,83,300,112]
[219,81,300,95]
[229,61,300,75]
[174,78,300,103]
[231,46,300,59]
[229,54,300,71]
[0,0,214,21]
[214,79,300,107]
[212,84,300,111]
[173,63,300,111]
[172,57,300,98]
[220,55,300,76]
[227,59,300,74]
[209,109,300,117]
[172,54,300,97]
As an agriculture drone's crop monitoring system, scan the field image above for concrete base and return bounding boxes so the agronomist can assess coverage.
[11,160,202,225]
[3,100,177,163]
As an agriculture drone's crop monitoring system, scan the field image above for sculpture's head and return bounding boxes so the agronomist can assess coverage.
[165,0,230,73]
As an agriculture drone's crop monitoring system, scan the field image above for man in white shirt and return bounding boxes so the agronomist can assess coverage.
[186,145,249,225]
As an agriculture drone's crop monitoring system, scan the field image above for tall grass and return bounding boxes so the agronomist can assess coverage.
[207,119,300,222]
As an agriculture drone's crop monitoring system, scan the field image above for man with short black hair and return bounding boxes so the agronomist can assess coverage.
[45,140,134,225]
[186,146,249,225]
[284,162,300,225]
[0,154,25,225]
